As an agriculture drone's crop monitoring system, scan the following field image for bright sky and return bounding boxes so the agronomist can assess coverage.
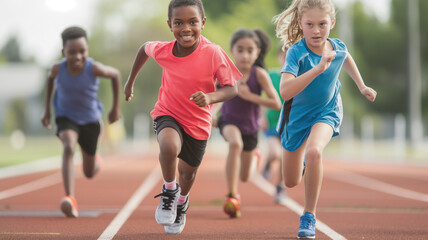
[0,0,99,66]
[0,0,390,67]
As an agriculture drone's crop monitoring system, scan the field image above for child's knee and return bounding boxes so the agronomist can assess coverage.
[63,143,76,155]
[228,140,243,152]
[159,143,180,158]
[305,147,322,163]
[284,178,300,188]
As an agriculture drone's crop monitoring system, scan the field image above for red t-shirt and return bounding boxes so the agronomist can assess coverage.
[145,36,241,140]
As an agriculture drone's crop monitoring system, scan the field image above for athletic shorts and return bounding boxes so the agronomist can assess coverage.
[153,115,207,167]
[217,116,258,152]
[55,117,100,155]
[264,127,280,138]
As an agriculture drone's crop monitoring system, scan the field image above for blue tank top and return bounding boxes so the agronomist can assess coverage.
[220,65,262,135]
[54,58,103,125]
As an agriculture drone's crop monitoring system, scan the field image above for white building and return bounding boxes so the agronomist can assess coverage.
[0,63,45,134]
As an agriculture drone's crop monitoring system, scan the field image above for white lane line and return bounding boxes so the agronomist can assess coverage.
[326,169,428,203]
[0,156,61,180]
[0,172,62,200]
[0,155,83,180]
[97,165,161,240]
[251,173,347,240]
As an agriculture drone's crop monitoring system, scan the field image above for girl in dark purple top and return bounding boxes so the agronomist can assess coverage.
[214,28,281,218]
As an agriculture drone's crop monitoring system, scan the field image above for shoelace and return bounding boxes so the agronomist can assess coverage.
[300,216,315,230]
[174,203,188,223]
[154,191,177,210]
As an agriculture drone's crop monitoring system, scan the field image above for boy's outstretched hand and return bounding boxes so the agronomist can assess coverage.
[41,113,51,129]
[108,109,121,124]
[190,91,211,107]
[361,87,377,102]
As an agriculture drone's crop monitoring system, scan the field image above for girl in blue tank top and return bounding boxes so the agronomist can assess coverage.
[213,28,281,218]
[41,26,122,218]
[274,0,377,238]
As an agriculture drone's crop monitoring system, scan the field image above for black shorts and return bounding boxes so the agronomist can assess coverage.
[55,117,101,155]
[217,116,258,151]
[153,115,207,167]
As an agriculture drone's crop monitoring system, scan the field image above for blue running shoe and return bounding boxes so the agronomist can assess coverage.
[298,212,316,239]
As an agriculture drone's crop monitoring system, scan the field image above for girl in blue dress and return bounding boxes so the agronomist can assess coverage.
[274,0,377,238]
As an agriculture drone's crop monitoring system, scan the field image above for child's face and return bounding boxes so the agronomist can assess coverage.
[168,5,206,51]
[231,37,260,71]
[299,8,335,50]
[62,37,88,71]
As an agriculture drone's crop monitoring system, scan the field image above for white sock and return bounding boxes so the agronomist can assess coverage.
[163,178,177,190]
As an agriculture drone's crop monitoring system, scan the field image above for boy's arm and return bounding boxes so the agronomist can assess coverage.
[343,53,377,102]
[238,67,281,110]
[190,85,238,107]
[41,64,59,129]
[124,42,150,102]
[93,62,122,123]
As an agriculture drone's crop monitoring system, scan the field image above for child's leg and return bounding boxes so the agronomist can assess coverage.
[303,122,333,216]
[263,136,282,179]
[177,160,198,196]
[239,150,255,182]
[58,130,78,196]
[80,121,102,179]
[222,125,243,195]
[157,128,182,182]
[81,151,99,178]
[282,140,307,188]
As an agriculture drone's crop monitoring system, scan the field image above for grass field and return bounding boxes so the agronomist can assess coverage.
[0,137,62,168]
[1,135,427,169]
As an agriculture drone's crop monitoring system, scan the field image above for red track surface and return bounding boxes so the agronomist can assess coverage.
[0,151,427,239]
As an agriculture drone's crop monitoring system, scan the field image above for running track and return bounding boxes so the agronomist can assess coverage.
[0,147,427,239]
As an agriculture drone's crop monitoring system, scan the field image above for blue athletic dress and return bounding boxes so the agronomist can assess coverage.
[277,38,347,152]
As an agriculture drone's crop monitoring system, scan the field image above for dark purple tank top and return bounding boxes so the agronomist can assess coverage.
[220,65,262,134]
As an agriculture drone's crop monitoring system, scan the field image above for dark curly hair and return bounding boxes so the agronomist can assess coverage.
[168,0,205,21]
[61,26,87,47]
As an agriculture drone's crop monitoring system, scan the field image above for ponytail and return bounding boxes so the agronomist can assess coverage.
[273,0,302,50]
[253,28,271,69]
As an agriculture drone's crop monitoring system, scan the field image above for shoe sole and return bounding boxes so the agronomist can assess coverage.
[297,236,315,239]
[60,198,78,218]
[224,200,241,218]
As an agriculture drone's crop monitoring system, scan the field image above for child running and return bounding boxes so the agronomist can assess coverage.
[41,26,121,218]
[215,28,282,218]
[274,0,377,238]
[261,46,287,203]
[124,0,241,234]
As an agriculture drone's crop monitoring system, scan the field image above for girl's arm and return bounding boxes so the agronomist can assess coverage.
[41,64,59,129]
[124,42,150,102]
[343,53,377,102]
[93,62,122,123]
[280,51,336,101]
[238,67,281,110]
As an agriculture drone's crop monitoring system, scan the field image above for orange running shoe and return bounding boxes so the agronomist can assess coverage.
[223,193,241,218]
[60,195,79,218]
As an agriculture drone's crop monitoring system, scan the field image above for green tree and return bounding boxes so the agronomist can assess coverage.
[0,35,22,62]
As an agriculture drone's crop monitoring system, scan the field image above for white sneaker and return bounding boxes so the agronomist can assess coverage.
[154,184,180,226]
[165,197,189,234]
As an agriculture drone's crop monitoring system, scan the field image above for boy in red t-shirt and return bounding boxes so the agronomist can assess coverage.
[124,0,241,235]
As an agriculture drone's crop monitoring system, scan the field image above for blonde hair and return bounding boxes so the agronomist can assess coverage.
[274,0,336,49]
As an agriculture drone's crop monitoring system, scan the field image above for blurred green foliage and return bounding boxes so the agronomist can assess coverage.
[1,0,426,138]
[83,0,428,137]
